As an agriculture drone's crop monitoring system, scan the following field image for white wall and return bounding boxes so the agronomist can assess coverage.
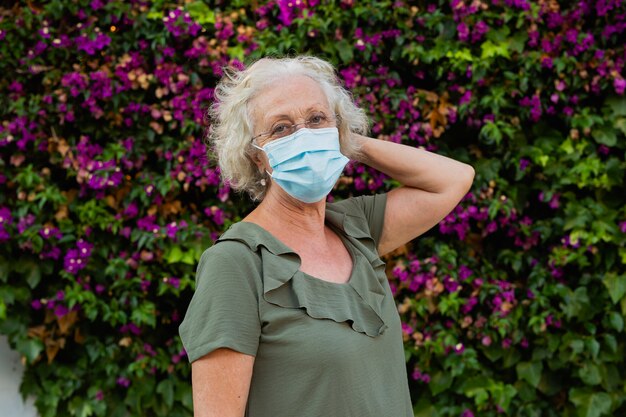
[0,336,38,417]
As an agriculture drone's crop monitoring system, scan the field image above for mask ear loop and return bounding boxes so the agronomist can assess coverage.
[251,140,272,186]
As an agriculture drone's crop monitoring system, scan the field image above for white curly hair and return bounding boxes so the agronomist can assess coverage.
[207,55,369,201]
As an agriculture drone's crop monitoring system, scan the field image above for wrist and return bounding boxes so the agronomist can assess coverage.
[350,133,371,163]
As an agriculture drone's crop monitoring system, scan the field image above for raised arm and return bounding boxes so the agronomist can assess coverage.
[352,134,475,256]
[191,348,255,417]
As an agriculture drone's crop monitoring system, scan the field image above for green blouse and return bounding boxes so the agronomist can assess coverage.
[179,193,413,417]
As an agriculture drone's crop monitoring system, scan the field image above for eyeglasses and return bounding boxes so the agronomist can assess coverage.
[252,113,339,146]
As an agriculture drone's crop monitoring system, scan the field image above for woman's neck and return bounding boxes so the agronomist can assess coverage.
[245,186,327,238]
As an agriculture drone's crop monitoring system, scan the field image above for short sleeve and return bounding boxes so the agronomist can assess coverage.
[331,193,387,247]
[178,242,262,363]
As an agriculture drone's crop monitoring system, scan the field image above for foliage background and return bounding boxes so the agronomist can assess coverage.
[1,0,625,416]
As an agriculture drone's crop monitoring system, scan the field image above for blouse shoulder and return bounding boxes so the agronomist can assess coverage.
[179,239,263,362]
[326,193,388,248]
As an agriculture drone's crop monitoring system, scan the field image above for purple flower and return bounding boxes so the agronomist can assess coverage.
[0,207,12,226]
[123,202,138,218]
[116,377,131,388]
[461,409,475,417]
[77,239,93,258]
[140,279,151,292]
[90,0,105,10]
[163,9,202,37]
[598,145,610,155]
[165,221,187,239]
[457,22,469,42]
[164,277,181,289]
[412,368,430,383]
[137,215,160,234]
[31,299,43,310]
[54,304,69,317]
[443,276,460,292]
[461,296,478,314]
[75,32,111,55]
[471,21,489,43]
[519,158,530,171]
[277,0,297,26]
[39,226,62,240]
[120,323,141,335]
[459,90,472,105]
[614,78,626,95]
[619,221,626,233]
[40,247,61,260]
[548,193,560,209]
[458,265,473,280]
[64,249,87,274]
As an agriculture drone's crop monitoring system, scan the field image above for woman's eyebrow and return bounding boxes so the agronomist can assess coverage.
[263,105,330,125]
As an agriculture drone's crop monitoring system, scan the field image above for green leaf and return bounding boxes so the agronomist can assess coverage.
[591,126,617,146]
[164,245,184,264]
[413,397,439,417]
[14,260,41,289]
[562,287,591,320]
[227,45,245,62]
[605,96,626,117]
[569,388,612,417]
[607,312,623,332]
[429,371,453,395]
[157,379,174,408]
[186,1,215,24]
[460,376,490,405]
[602,272,626,304]
[482,345,503,362]
[445,48,474,62]
[480,40,510,59]
[614,118,626,135]
[516,361,543,388]
[335,39,354,63]
[181,250,196,265]
[579,363,602,386]
[0,256,9,283]
[480,121,502,145]
[16,338,44,363]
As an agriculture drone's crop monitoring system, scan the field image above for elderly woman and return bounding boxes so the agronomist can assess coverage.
[179,56,475,417]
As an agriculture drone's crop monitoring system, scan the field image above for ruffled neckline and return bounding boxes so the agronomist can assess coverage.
[216,205,389,338]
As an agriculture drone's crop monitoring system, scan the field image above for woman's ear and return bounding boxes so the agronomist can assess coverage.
[250,148,268,172]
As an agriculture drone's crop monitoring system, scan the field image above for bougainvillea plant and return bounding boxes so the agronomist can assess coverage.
[0,0,625,416]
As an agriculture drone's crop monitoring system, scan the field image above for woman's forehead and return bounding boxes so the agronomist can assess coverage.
[251,75,330,123]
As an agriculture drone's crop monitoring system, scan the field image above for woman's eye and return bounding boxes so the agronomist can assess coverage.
[272,124,288,134]
[309,115,324,125]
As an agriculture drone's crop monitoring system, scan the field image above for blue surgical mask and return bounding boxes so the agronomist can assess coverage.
[253,127,349,203]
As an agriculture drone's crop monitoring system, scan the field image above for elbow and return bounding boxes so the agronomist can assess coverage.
[461,164,475,192]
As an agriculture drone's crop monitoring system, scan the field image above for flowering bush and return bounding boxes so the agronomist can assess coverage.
[1,0,625,416]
